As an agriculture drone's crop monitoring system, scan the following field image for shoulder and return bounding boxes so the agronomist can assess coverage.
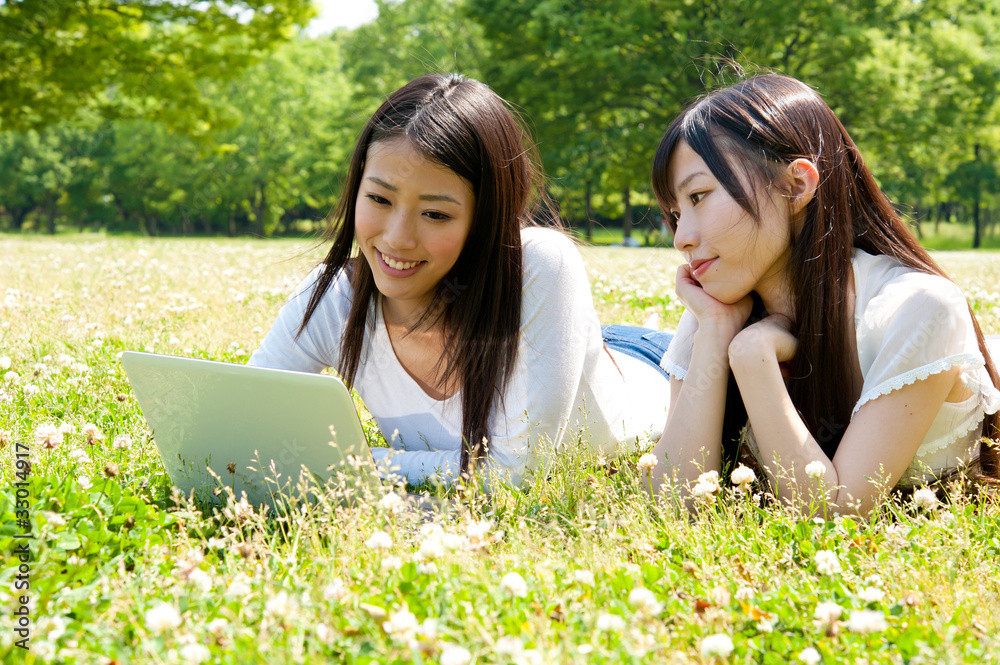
[283,263,355,319]
[520,226,582,272]
[853,250,968,332]
[520,227,588,293]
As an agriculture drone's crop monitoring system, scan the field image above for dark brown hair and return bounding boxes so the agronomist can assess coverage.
[299,74,550,475]
[651,73,999,485]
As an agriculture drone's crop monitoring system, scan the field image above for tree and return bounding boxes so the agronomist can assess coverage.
[0,0,315,132]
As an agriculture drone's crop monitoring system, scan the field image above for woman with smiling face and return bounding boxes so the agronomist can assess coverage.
[648,74,1000,513]
[250,74,672,487]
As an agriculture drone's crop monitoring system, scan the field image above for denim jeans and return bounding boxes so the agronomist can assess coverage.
[601,325,674,381]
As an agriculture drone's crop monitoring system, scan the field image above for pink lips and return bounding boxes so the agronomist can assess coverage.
[690,258,716,280]
[376,249,424,277]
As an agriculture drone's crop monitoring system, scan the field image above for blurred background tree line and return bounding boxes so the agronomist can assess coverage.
[1,0,999,246]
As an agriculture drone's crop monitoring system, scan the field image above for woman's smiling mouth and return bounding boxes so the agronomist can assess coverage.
[377,249,425,274]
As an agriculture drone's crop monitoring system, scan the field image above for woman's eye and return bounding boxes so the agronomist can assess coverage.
[425,211,452,222]
[366,193,389,205]
[690,191,707,205]
[668,210,680,221]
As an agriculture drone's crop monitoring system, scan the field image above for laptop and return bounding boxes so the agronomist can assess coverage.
[121,351,377,507]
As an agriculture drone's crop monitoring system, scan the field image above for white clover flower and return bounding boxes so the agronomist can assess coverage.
[494,636,523,657]
[22,384,39,397]
[315,623,334,644]
[78,475,94,490]
[365,530,393,550]
[34,423,63,449]
[0,356,10,370]
[82,423,104,441]
[381,555,403,572]
[627,586,663,615]
[30,641,56,660]
[323,578,348,602]
[179,643,211,664]
[699,633,735,658]
[466,519,493,541]
[813,602,844,623]
[730,464,756,486]
[207,537,226,550]
[846,609,888,633]
[500,572,528,598]
[36,616,67,642]
[58,423,75,435]
[735,586,755,601]
[187,569,213,593]
[864,574,883,587]
[443,533,467,552]
[382,605,419,642]
[416,618,438,640]
[113,434,132,450]
[68,448,92,465]
[636,452,658,471]
[813,550,842,576]
[379,492,405,514]
[440,644,472,665]
[4,370,19,383]
[858,586,885,603]
[418,526,447,560]
[224,574,252,600]
[264,590,296,619]
[572,569,595,586]
[595,613,626,632]
[44,512,66,528]
[417,562,438,576]
[145,602,182,634]
[798,647,822,665]
[207,618,228,635]
[912,488,939,511]
[805,461,827,480]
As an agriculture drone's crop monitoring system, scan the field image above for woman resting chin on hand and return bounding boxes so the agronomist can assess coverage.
[646,74,1000,514]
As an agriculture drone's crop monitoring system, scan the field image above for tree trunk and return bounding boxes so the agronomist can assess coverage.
[622,186,633,241]
[973,144,982,249]
[45,200,57,235]
[585,180,594,242]
[252,182,267,237]
[10,207,28,231]
[911,204,923,240]
[228,210,236,237]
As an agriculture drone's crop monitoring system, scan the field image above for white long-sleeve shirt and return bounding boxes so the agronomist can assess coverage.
[249,227,670,486]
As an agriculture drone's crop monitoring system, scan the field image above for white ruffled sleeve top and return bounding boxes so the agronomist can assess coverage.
[661,248,1000,486]
[249,227,670,487]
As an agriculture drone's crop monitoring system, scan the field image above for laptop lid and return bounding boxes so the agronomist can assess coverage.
[121,351,376,506]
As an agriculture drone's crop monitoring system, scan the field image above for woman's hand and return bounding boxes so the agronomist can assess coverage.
[729,314,798,370]
[675,263,753,341]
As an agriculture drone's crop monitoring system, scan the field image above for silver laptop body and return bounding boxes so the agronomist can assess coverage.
[121,351,375,506]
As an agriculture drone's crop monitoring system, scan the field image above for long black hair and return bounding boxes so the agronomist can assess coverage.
[299,74,550,475]
[652,74,999,483]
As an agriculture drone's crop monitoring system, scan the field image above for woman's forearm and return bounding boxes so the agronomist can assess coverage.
[730,352,837,505]
[652,332,733,489]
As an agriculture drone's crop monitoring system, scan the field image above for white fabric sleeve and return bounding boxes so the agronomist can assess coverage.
[370,447,461,486]
[854,272,1000,417]
[247,266,349,373]
[660,309,699,380]
[479,229,602,487]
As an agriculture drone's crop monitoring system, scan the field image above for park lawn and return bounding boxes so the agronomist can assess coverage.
[1,233,999,664]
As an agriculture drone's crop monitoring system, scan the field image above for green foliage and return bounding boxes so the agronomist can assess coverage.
[0,0,316,132]
[1,0,1000,244]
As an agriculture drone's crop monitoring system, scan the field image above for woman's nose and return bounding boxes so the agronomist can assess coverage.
[382,211,418,250]
[672,218,698,252]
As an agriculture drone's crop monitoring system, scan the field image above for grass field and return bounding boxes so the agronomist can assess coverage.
[1,233,999,664]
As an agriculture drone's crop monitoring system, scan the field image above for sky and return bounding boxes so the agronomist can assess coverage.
[306,0,380,36]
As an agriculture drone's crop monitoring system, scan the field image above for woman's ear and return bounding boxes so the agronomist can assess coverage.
[784,158,819,216]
